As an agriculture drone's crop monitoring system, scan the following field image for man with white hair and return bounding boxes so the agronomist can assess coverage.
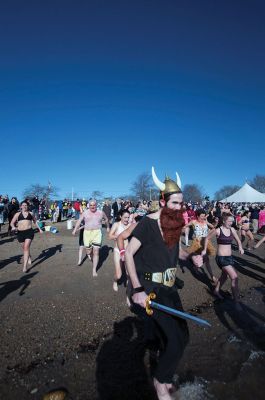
[73,199,110,276]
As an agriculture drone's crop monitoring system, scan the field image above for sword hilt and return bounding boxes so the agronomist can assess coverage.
[145,292,156,316]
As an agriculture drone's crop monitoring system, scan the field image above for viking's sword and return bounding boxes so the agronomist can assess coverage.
[145,293,211,328]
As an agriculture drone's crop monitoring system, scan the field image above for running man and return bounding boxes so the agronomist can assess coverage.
[72,199,110,276]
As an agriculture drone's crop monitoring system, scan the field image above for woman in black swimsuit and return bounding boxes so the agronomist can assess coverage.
[10,200,43,272]
[202,213,244,304]
[238,211,254,250]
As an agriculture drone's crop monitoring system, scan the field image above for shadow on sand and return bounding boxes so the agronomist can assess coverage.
[0,255,22,271]
[28,244,63,270]
[0,272,38,302]
[213,298,265,350]
[242,249,265,264]
[0,235,17,245]
[97,245,113,272]
[233,256,265,284]
[96,316,156,400]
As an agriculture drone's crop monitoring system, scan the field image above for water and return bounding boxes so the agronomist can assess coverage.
[178,377,214,400]
[177,349,265,400]
[178,284,265,400]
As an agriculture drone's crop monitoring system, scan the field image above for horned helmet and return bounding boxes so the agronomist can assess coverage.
[152,166,182,198]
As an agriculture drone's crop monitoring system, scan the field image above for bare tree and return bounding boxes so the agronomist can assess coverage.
[91,191,104,201]
[183,184,204,203]
[250,175,265,193]
[22,183,59,200]
[214,185,240,200]
[131,172,154,200]
[46,182,59,200]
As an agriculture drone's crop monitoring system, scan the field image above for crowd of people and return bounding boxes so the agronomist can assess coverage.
[2,193,264,233]
[1,177,265,400]
[1,192,265,279]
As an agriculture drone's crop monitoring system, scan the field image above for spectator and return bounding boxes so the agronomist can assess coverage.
[250,204,260,234]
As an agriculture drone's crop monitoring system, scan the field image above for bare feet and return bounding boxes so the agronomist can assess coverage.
[211,276,218,285]
[113,281,118,291]
[166,383,178,394]
[22,267,27,273]
[153,378,173,400]
[93,270,98,277]
[126,296,131,307]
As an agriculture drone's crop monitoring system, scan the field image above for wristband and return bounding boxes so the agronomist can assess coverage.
[119,249,125,255]
[131,286,145,295]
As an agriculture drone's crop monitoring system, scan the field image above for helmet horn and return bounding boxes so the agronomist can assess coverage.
[152,166,165,191]
[176,172,181,189]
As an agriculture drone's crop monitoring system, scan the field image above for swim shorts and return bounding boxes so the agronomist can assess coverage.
[17,228,34,243]
[83,229,102,248]
[215,255,234,269]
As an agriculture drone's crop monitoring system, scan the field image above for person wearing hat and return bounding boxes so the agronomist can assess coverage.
[125,167,203,400]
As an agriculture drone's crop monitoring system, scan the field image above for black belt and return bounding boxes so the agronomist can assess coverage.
[143,267,177,288]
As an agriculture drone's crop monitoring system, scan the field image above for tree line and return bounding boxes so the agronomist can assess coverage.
[21,174,265,203]
[130,173,265,202]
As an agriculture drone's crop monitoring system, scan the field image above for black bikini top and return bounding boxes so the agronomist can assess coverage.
[18,212,33,222]
[217,228,233,245]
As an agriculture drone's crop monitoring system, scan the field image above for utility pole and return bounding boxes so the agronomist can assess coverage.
[47,181,51,200]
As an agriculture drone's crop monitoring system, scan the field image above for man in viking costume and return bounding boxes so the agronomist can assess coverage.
[125,167,203,400]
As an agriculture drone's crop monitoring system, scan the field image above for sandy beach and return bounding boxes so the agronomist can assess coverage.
[0,221,264,400]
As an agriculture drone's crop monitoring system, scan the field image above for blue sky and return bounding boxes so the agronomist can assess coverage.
[1,0,264,200]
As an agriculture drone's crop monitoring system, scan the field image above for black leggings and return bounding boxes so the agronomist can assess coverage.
[145,286,189,383]
[152,308,189,382]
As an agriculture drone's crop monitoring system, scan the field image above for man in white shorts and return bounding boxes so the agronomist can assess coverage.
[73,199,110,276]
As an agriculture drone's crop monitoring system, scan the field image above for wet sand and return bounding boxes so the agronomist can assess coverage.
[0,222,265,399]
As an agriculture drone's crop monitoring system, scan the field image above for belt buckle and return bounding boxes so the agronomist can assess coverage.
[152,272,163,283]
[162,268,177,287]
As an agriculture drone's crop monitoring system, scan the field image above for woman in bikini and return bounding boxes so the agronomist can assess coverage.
[10,200,43,272]
[202,213,244,303]
[238,211,254,250]
[108,209,131,291]
[184,209,217,283]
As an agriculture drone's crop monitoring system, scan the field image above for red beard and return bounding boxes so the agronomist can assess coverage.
[160,207,185,249]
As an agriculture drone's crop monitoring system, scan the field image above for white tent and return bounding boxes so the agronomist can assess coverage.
[221,183,265,203]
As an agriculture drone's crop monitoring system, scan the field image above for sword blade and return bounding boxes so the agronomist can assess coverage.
[150,301,211,327]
